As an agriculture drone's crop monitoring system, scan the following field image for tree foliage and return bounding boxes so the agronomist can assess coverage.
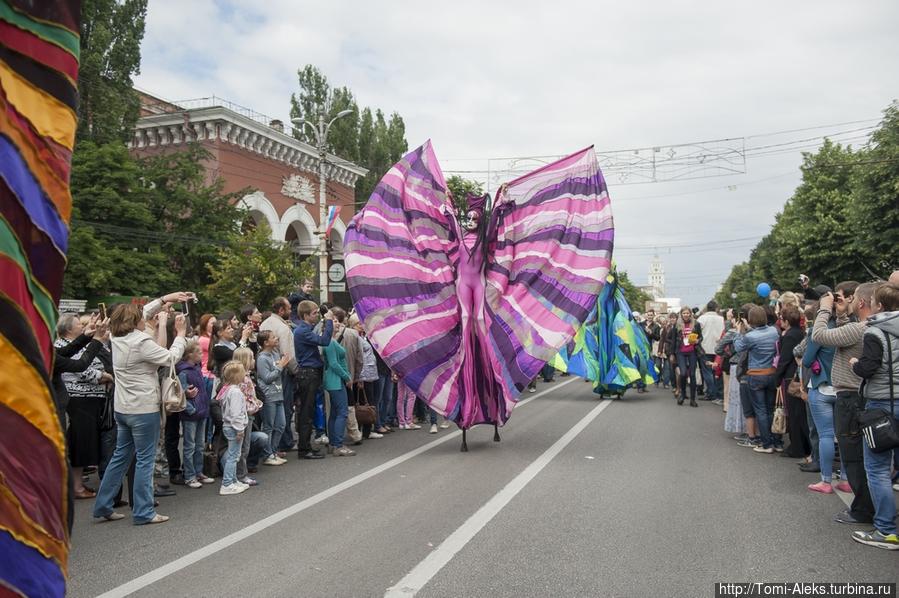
[77,0,147,144]
[617,270,653,312]
[716,101,899,306]
[65,143,247,303]
[206,222,315,313]
[288,65,409,207]
[445,175,484,214]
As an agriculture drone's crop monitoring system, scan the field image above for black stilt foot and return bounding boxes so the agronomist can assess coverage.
[493,424,501,442]
[460,429,469,452]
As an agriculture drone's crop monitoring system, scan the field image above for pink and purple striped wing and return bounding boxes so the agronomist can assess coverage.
[484,147,614,412]
[344,141,464,415]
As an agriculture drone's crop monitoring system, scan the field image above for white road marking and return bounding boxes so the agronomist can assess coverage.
[95,377,578,597]
[384,396,614,597]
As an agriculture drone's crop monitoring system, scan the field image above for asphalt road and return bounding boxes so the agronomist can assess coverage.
[67,379,899,598]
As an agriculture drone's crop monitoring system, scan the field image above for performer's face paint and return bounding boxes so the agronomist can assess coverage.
[463,210,480,231]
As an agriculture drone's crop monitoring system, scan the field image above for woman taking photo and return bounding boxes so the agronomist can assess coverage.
[92,292,191,525]
[734,306,782,454]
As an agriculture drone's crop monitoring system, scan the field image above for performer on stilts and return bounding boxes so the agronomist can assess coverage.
[344,141,615,451]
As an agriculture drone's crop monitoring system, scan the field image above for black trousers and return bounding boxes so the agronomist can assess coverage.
[785,393,811,458]
[295,367,323,453]
[164,411,182,479]
[834,391,875,522]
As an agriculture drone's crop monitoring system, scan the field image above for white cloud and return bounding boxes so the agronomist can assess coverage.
[135,0,899,305]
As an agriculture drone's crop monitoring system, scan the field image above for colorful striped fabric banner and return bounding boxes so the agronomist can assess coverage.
[345,141,614,430]
[0,1,80,595]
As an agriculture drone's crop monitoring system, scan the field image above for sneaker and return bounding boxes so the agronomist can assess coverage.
[197,474,216,485]
[314,435,330,445]
[368,432,384,439]
[733,434,749,441]
[219,484,247,496]
[335,447,356,457]
[753,446,774,454]
[528,387,537,393]
[736,439,756,447]
[186,479,203,489]
[439,421,450,429]
[773,446,784,453]
[833,508,872,525]
[429,424,438,434]
[408,423,421,430]
[851,529,899,550]
[834,481,852,493]
[808,481,834,494]
[893,483,899,492]
[239,477,257,487]
[263,455,284,466]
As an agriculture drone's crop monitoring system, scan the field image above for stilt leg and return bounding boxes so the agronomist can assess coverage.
[460,429,468,452]
[493,424,501,442]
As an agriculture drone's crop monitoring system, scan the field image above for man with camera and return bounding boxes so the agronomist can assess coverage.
[698,301,725,403]
[811,281,878,525]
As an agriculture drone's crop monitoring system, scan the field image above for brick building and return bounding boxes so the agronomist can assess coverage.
[129,91,367,306]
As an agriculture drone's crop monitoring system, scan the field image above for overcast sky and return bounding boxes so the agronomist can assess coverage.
[135,0,899,308]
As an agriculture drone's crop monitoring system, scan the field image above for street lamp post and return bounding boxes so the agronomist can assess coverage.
[292,109,353,304]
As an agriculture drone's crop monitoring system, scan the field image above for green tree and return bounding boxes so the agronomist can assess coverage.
[616,270,652,311]
[140,144,248,294]
[206,222,314,313]
[445,175,484,214]
[77,0,147,144]
[64,141,174,298]
[288,65,410,207]
[848,102,899,276]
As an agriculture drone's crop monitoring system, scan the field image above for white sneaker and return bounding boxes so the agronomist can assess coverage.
[893,483,899,493]
[235,481,250,490]
[198,475,216,485]
[439,421,450,429]
[429,424,438,434]
[314,435,330,445]
[368,432,384,439]
[408,423,421,430]
[186,479,202,489]
[219,484,247,496]
[263,455,283,466]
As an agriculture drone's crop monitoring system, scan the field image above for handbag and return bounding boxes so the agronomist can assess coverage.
[787,377,804,399]
[859,332,899,453]
[771,387,787,435]
[354,387,377,427]
[99,388,115,431]
[161,354,186,413]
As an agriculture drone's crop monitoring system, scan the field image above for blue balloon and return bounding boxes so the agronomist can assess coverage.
[756,282,771,298]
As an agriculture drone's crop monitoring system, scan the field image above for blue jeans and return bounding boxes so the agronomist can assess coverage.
[861,400,897,535]
[181,418,206,482]
[221,426,242,486]
[261,400,285,458]
[279,370,296,451]
[541,363,555,383]
[93,412,160,524]
[327,386,349,448]
[376,373,395,428]
[247,430,270,468]
[748,374,780,449]
[699,354,720,399]
[808,389,839,482]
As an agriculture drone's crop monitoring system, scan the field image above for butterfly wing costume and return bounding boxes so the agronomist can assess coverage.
[344,141,614,430]
[553,272,658,395]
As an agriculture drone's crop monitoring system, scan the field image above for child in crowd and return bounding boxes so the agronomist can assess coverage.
[218,361,249,496]
[256,330,289,466]
[395,375,420,430]
[233,348,264,486]
[176,341,215,488]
